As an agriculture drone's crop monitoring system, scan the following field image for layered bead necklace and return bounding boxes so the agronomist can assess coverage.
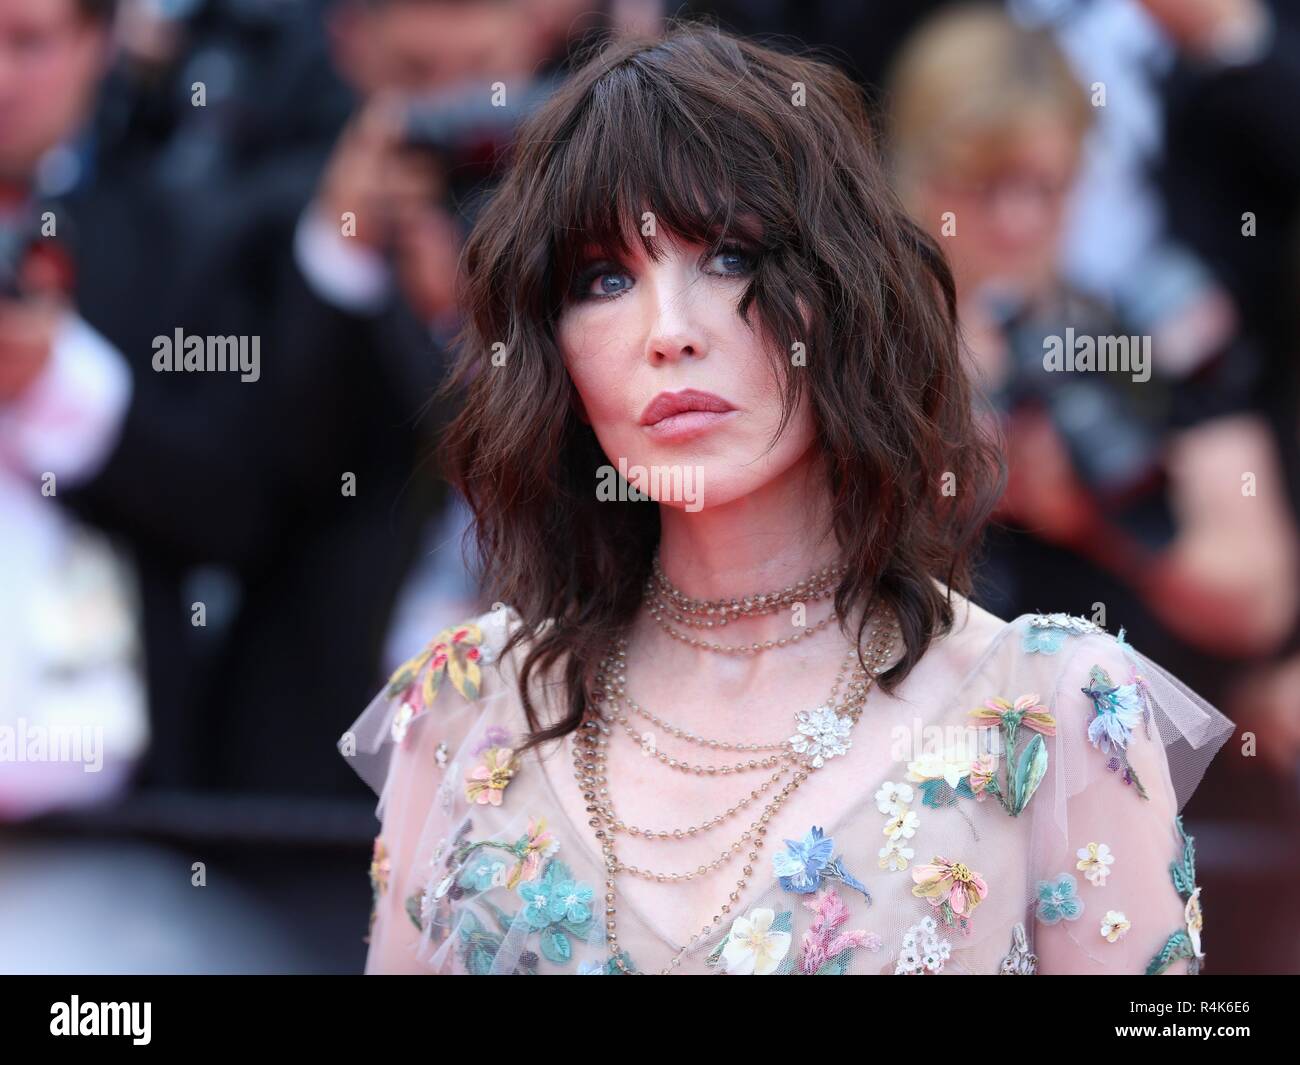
[571,553,901,974]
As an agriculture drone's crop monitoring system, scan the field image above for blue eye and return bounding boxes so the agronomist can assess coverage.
[572,264,633,301]
[706,246,757,276]
[590,272,632,297]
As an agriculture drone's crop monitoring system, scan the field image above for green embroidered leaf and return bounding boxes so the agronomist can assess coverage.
[560,916,593,939]
[919,779,957,807]
[1170,815,1197,897]
[604,950,638,974]
[457,911,506,975]
[704,936,728,967]
[1010,734,1048,815]
[405,891,424,931]
[386,668,416,697]
[919,777,976,809]
[1145,929,1194,976]
[465,945,497,975]
[539,928,572,964]
[544,858,575,884]
[771,910,794,935]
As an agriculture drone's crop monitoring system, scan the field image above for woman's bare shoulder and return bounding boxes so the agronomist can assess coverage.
[931,579,1014,649]
[892,582,1017,698]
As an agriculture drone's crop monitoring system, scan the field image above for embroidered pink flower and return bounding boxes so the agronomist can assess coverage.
[463,746,517,806]
[968,753,998,799]
[797,886,881,974]
[912,856,989,933]
[507,815,560,889]
[968,692,1057,736]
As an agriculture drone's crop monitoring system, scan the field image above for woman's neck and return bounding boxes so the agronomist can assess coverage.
[650,447,847,649]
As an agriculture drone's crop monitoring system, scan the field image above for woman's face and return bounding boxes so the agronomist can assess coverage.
[556,231,818,511]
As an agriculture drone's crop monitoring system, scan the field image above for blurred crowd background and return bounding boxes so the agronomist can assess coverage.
[0,0,1297,973]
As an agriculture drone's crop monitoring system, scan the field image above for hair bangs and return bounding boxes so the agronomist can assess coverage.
[542,55,775,307]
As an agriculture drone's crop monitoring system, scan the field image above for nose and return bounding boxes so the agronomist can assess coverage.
[643,269,704,364]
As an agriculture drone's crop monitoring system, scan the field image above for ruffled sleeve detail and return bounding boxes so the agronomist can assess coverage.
[1021,619,1233,974]
[338,604,520,972]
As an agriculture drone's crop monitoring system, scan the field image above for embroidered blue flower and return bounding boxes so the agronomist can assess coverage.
[518,863,595,927]
[1022,626,1066,655]
[773,826,834,892]
[1036,872,1084,925]
[548,876,594,924]
[518,877,556,931]
[513,858,598,966]
[577,959,606,975]
[1082,665,1144,754]
[773,825,871,902]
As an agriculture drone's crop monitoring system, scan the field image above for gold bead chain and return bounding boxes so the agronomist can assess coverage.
[571,600,899,975]
[645,551,846,655]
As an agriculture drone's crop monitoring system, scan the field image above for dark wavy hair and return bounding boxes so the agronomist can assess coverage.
[436,20,1007,758]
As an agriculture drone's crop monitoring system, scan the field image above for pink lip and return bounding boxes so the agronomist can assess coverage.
[639,389,736,426]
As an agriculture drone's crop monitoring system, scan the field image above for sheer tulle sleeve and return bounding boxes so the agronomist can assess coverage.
[337,607,509,974]
[1025,623,1235,975]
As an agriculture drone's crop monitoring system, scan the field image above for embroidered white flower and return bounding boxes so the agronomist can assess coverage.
[789,705,853,768]
[894,916,953,974]
[390,701,416,744]
[720,907,793,975]
[1028,612,1106,636]
[878,840,915,872]
[905,747,974,789]
[1076,841,1115,887]
[875,780,914,816]
[883,808,920,842]
[1101,910,1131,943]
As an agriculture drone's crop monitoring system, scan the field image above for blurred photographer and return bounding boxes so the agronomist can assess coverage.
[887,3,1299,700]
[0,0,147,817]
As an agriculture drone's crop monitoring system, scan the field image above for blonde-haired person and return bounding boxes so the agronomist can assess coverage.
[886,2,1298,672]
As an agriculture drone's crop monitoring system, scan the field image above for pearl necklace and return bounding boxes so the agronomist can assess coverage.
[572,602,899,974]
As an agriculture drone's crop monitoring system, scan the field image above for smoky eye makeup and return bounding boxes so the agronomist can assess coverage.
[704,240,761,277]
[563,231,763,304]
[569,258,633,302]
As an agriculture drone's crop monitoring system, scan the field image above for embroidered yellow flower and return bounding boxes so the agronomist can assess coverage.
[1101,910,1131,943]
[1076,841,1115,886]
[1184,886,1204,958]
[369,835,390,896]
[386,619,487,742]
[464,746,517,807]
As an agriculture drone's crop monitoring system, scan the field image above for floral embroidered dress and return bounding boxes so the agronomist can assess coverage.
[339,605,1234,975]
